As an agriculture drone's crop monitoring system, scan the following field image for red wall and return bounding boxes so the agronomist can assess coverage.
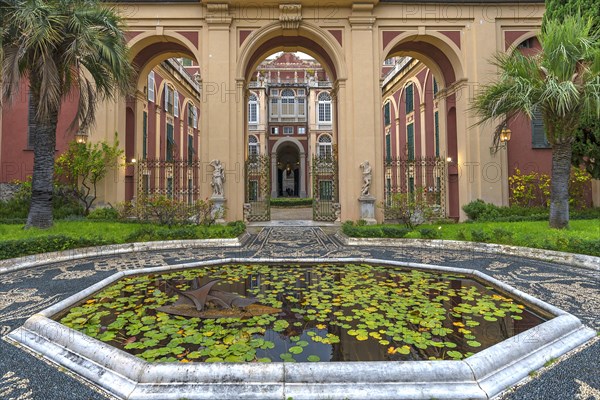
[1,82,78,183]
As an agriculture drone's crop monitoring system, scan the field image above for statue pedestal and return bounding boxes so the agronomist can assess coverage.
[211,196,226,224]
[358,195,377,225]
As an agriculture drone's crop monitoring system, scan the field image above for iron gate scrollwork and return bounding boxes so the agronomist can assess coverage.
[312,154,339,221]
[383,157,447,221]
[245,155,271,221]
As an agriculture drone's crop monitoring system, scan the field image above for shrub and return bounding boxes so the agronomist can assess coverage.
[384,187,440,229]
[419,228,441,239]
[381,226,411,238]
[509,168,550,207]
[270,198,313,207]
[87,207,119,220]
[471,229,492,243]
[462,199,499,221]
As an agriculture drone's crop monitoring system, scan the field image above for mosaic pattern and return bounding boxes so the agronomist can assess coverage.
[0,227,598,399]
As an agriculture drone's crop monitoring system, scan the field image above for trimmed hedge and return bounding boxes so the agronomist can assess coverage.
[462,199,600,222]
[0,221,246,260]
[270,198,313,207]
[342,221,410,238]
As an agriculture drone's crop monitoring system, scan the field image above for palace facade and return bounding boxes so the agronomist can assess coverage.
[1,0,598,221]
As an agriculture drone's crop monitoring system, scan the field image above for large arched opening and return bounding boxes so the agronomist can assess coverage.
[237,23,347,222]
[380,33,464,220]
[117,33,202,206]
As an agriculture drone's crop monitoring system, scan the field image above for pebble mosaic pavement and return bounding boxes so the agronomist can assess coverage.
[0,226,598,400]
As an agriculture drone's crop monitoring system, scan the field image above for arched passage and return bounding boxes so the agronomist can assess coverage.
[120,33,202,203]
[381,33,464,219]
[237,23,346,221]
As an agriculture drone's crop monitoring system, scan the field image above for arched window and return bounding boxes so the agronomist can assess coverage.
[405,83,414,114]
[318,134,332,158]
[318,92,332,124]
[164,84,175,114]
[248,93,259,124]
[248,135,259,157]
[281,89,295,116]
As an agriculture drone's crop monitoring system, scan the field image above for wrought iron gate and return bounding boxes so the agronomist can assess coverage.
[245,155,271,221]
[383,156,447,221]
[136,158,202,202]
[312,154,339,221]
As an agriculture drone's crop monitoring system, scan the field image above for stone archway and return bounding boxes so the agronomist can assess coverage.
[382,33,466,219]
[271,137,307,199]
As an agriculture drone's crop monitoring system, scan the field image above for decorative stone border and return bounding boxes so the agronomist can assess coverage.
[0,232,251,275]
[6,257,596,400]
[336,232,600,271]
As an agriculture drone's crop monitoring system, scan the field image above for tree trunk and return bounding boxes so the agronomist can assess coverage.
[25,94,59,229]
[549,141,572,229]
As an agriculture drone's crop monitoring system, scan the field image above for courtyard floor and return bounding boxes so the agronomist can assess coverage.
[0,226,598,400]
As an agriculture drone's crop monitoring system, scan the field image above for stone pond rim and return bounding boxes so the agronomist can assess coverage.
[6,257,596,400]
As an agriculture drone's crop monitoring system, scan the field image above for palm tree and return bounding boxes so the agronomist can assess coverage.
[473,16,600,229]
[2,0,133,228]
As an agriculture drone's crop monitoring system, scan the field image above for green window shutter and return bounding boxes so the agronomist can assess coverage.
[531,111,550,148]
[405,84,414,114]
[384,102,391,126]
[407,123,415,160]
[434,111,440,157]
[386,134,391,162]
[142,111,148,159]
[433,78,438,96]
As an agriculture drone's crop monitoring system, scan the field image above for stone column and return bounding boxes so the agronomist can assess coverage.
[299,152,307,197]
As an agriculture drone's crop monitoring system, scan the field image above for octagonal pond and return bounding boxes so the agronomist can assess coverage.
[55,263,548,364]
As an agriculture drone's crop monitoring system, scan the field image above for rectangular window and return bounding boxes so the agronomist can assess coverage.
[385,133,391,162]
[142,174,150,195]
[271,127,279,135]
[174,90,179,118]
[142,111,148,159]
[407,123,415,160]
[148,72,155,102]
[167,177,173,199]
[270,98,279,118]
[405,84,414,114]
[409,177,415,194]
[433,77,438,96]
[164,86,174,114]
[188,134,194,165]
[193,106,198,129]
[434,111,440,157]
[248,101,258,123]
[318,103,331,123]
[283,126,294,135]
[188,178,193,204]
[166,122,174,161]
[319,180,333,201]
[188,104,194,126]
[384,102,391,126]
[297,89,305,96]
[531,111,550,148]
[297,98,306,116]
[298,127,306,134]
[281,98,295,116]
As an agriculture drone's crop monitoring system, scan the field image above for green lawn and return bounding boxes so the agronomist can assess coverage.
[0,220,245,260]
[344,220,600,256]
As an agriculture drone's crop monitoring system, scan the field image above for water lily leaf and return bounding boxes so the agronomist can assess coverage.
[307,355,321,362]
[447,351,463,360]
[467,340,481,347]
[289,346,303,354]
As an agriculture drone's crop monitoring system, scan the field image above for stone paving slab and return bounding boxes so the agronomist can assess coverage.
[0,227,598,399]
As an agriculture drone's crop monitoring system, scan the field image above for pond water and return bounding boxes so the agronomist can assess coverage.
[56,263,547,363]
